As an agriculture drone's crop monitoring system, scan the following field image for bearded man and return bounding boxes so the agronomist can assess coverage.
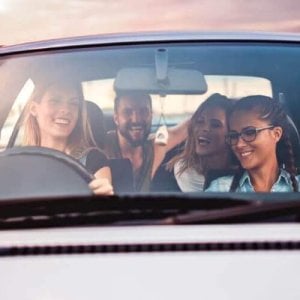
[105,93,188,192]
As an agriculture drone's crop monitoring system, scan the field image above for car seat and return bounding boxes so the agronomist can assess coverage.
[85,100,106,149]
[286,115,300,172]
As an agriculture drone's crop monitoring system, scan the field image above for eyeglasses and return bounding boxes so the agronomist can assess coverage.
[225,125,274,146]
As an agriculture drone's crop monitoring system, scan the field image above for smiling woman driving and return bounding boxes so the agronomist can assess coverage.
[21,79,114,195]
[206,95,299,192]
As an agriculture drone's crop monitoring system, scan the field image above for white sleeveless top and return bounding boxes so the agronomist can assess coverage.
[174,159,205,192]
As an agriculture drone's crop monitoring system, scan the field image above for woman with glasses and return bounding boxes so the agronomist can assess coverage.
[206,95,299,192]
[167,93,235,192]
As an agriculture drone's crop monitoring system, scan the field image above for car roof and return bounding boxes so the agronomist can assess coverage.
[1,31,300,55]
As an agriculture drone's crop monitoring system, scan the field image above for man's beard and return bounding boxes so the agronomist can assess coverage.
[118,122,151,147]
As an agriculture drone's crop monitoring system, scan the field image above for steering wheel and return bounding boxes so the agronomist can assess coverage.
[0,146,94,199]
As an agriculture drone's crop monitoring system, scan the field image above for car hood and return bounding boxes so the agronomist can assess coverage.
[1,224,300,300]
[0,223,300,246]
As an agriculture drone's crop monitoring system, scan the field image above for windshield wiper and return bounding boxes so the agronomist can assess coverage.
[0,193,299,229]
[0,193,252,229]
[161,198,300,225]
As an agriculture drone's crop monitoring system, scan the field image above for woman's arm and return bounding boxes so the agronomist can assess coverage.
[166,118,190,152]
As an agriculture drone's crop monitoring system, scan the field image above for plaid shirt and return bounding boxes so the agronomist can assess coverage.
[205,169,299,192]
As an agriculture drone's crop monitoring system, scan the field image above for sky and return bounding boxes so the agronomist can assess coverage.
[0,0,300,45]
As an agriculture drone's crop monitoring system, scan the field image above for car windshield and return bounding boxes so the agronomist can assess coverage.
[1,35,300,226]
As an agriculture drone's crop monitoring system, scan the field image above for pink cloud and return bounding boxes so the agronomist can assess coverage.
[1,0,300,45]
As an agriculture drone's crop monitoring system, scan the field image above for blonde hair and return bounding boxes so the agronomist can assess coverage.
[167,93,234,175]
[22,79,96,159]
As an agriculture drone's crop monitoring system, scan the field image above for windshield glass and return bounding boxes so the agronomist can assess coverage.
[0,42,300,201]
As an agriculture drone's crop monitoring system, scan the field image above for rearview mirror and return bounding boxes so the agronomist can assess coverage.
[114,67,207,95]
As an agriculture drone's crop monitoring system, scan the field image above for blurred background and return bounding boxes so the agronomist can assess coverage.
[0,0,300,45]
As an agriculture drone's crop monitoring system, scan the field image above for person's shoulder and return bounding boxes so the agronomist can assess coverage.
[174,159,184,174]
[205,175,234,192]
[174,163,205,192]
[174,160,197,178]
[280,169,300,185]
[84,147,109,174]
[86,147,107,160]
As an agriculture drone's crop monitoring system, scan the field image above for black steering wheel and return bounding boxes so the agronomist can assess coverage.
[0,146,94,199]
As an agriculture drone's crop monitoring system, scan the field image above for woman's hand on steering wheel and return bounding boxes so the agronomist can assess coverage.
[89,177,114,195]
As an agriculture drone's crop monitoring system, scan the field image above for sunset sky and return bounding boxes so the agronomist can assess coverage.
[0,0,300,45]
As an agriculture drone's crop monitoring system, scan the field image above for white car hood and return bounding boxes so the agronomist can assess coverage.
[0,224,300,300]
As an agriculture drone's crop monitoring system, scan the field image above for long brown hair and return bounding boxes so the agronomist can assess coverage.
[228,95,298,192]
[167,93,234,175]
[22,79,96,159]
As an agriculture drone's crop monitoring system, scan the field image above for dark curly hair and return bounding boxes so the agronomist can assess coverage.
[114,93,152,113]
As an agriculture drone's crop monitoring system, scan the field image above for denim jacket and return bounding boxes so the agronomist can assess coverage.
[205,169,299,192]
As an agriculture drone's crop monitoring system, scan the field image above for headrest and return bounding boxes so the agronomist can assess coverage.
[85,101,106,149]
[287,115,300,168]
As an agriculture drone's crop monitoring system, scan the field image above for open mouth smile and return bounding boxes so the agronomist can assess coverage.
[54,118,71,125]
[236,149,254,159]
[198,136,211,145]
[130,125,143,132]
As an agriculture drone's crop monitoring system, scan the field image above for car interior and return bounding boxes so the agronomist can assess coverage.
[1,42,300,197]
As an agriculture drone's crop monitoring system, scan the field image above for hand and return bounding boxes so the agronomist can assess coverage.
[89,178,114,195]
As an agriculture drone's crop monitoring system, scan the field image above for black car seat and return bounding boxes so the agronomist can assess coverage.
[286,115,300,171]
[86,100,106,149]
[278,94,300,171]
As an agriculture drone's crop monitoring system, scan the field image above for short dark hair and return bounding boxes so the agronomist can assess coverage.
[114,93,152,113]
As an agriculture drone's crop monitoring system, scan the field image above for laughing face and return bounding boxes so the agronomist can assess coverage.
[30,83,80,144]
[114,95,152,147]
[229,110,282,172]
[193,106,229,157]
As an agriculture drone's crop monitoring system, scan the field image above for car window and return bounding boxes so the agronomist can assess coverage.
[0,79,34,148]
[82,75,272,130]
[0,41,299,199]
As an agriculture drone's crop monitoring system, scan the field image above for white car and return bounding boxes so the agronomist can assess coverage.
[0,32,300,299]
